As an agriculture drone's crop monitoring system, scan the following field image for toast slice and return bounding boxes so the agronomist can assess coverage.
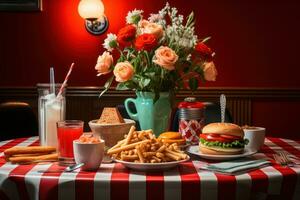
[97,107,125,124]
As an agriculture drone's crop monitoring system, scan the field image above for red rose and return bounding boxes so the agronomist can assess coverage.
[135,34,157,51]
[194,42,213,60]
[117,25,137,46]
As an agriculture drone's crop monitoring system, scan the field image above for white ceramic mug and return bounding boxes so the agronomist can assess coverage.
[73,139,105,171]
[243,127,266,151]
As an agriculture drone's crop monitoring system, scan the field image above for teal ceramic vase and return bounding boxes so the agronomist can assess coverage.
[124,91,172,136]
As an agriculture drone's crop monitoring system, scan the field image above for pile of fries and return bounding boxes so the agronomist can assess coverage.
[107,126,188,163]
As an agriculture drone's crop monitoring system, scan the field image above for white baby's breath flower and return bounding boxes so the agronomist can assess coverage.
[103,33,118,52]
[178,38,193,48]
[148,13,163,23]
[186,54,192,61]
[160,2,170,15]
[148,13,166,27]
[126,9,143,24]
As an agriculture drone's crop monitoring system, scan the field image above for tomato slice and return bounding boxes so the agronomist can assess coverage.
[207,134,220,137]
[200,134,208,140]
[220,134,241,140]
[208,135,231,143]
[200,134,231,143]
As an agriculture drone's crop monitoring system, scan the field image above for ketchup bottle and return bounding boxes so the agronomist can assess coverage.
[178,97,205,144]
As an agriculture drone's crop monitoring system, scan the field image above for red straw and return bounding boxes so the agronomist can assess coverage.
[57,62,75,97]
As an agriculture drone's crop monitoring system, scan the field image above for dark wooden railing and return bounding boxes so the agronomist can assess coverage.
[1,87,300,130]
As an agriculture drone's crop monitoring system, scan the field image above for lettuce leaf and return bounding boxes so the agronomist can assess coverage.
[200,138,249,148]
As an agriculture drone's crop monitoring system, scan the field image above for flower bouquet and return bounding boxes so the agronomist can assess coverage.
[95,3,217,135]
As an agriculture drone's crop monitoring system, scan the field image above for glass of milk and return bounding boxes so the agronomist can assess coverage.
[37,84,66,148]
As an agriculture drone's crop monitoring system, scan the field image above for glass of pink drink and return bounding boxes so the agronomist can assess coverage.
[57,120,84,165]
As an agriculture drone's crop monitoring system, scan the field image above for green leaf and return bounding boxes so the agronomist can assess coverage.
[99,76,114,98]
[186,12,195,27]
[124,47,135,52]
[117,54,126,62]
[116,82,129,90]
[138,77,151,89]
[132,56,142,74]
[145,72,156,78]
[189,77,198,91]
[142,78,151,87]
[116,81,137,90]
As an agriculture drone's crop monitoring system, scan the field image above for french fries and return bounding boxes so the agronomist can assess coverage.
[107,126,188,163]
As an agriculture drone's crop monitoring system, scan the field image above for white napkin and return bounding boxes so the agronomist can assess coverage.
[200,158,271,175]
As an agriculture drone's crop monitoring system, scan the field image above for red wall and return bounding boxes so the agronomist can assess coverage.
[1,0,300,87]
[252,100,300,139]
[0,0,300,138]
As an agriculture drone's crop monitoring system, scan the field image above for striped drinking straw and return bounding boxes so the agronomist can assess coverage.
[57,62,75,98]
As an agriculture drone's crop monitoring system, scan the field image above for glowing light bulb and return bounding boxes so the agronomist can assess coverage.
[78,0,104,20]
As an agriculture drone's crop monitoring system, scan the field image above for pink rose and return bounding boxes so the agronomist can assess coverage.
[139,20,163,39]
[95,51,113,76]
[113,61,134,82]
[202,61,217,81]
[153,46,178,70]
[139,19,149,28]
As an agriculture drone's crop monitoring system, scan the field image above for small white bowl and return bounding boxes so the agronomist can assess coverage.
[88,119,135,148]
[73,139,105,171]
[243,127,266,151]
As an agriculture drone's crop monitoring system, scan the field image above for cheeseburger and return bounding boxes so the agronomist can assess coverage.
[199,123,249,155]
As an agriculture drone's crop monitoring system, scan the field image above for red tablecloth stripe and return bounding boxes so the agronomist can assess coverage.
[268,137,300,158]
[0,137,29,153]
[39,164,63,200]
[110,163,130,200]
[8,139,39,200]
[263,138,298,200]
[0,138,30,168]
[75,170,97,200]
[215,174,236,200]
[1,137,300,200]
[269,138,300,198]
[146,171,164,200]
[9,164,35,200]
[274,165,298,200]
[248,169,269,193]
[179,162,200,200]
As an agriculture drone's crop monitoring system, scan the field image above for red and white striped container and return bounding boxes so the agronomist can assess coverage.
[178,97,205,144]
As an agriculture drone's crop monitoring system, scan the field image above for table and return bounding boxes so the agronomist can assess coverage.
[0,137,299,200]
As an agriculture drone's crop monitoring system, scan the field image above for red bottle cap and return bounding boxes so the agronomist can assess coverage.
[178,97,205,109]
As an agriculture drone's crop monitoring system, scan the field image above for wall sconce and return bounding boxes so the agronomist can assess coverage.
[78,0,109,35]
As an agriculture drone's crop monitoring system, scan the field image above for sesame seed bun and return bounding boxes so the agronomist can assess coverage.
[202,123,244,137]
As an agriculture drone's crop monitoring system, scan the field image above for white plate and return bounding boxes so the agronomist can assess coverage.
[113,156,190,171]
[186,145,257,161]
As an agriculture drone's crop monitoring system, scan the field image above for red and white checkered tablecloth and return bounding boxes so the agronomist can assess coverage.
[0,136,300,200]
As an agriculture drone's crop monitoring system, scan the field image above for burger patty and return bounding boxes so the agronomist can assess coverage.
[200,138,249,149]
